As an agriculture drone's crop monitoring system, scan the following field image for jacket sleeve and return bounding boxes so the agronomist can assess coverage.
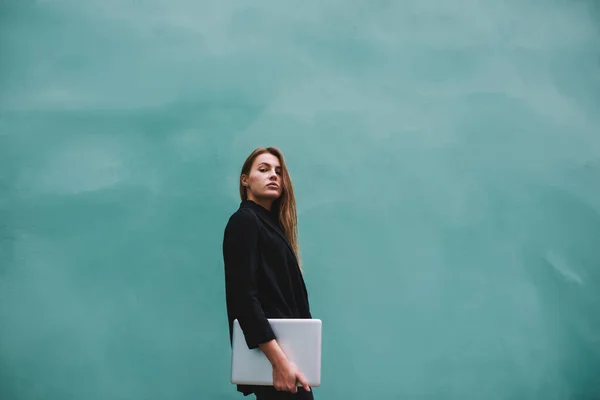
[223,210,276,349]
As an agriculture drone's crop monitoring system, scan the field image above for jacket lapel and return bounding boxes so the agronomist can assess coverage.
[242,201,299,266]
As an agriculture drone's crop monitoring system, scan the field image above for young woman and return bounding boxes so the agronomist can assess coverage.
[222,147,315,399]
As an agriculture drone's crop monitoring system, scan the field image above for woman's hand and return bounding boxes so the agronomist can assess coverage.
[259,339,311,393]
[272,359,310,393]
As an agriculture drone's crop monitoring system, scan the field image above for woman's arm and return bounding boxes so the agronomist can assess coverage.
[223,210,275,348]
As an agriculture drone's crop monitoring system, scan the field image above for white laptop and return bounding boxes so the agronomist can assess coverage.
[231,318,322,387]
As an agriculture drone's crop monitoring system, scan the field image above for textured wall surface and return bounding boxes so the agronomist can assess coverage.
[1,1,599,399]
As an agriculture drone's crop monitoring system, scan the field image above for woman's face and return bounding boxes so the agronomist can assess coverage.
[243,153,283,201]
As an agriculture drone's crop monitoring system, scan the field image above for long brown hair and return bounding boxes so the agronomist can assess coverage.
[239,147,301,265]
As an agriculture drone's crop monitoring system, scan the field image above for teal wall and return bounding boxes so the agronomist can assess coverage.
[1,1,600,399]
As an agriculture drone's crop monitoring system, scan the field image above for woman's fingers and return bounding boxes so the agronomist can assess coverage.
[296,371,311,392]
[273,360,310,393]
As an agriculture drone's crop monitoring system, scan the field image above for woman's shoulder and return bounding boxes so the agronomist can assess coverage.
[225,206,260,232]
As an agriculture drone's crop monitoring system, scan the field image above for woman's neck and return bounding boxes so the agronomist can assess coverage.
[247,195,273,212]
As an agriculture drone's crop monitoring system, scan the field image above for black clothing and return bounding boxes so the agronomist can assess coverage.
[223,199,312,396]
[254,386,314,400]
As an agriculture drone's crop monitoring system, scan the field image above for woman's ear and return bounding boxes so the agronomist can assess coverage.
[240,175,248,187]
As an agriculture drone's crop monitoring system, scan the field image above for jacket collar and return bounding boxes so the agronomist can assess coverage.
[240,199,299,265]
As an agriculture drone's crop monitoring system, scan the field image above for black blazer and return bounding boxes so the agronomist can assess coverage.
[222,199,312,394]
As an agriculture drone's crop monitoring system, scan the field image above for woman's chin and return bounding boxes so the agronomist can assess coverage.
[262,190,281,199]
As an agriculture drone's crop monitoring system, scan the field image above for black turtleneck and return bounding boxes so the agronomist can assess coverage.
[222,199,312,396]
